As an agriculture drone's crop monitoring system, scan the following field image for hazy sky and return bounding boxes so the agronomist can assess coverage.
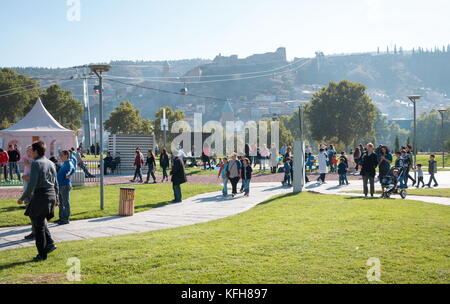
[1,0,449,67]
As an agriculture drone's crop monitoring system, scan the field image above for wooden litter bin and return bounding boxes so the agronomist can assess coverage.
[119,187,135,216]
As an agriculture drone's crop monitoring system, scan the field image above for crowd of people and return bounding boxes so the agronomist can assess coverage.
[6,138,444,261]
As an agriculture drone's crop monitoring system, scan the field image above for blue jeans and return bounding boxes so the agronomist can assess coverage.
[243,179,251,194]
[58,184,72,222]
[339,174,347,185]
[173,184,182,202]
[283,174,291,185]
[8,162,21,180]
[222,176,228,196]
[399,170,407,189]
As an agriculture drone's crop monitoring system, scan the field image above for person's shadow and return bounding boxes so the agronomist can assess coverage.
[0,259,33,271]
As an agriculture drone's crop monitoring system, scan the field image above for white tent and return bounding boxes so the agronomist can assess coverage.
[0,98,78,158]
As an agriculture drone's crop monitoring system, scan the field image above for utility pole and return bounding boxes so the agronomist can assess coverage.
[72,66,93,150]
[89,64,111,211]
[407,95,421,182]
[438,109,447,168]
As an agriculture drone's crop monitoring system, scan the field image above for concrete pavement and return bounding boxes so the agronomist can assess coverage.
[0,182,290,252]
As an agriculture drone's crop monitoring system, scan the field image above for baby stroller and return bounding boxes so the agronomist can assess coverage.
[381,166,407,199]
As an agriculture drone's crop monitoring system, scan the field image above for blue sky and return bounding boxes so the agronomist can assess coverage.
[1,0,449,67]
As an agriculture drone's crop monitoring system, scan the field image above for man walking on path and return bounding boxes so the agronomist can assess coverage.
[18,141,58,262]
[56,150,75,225]
[8,144,21,181]
[171,155,187,203]
[360,143,378,197]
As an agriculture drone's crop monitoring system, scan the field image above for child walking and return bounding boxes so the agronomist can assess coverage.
[416,164,425,188]
[337,156,348,186]
[281,158,292,186]
[241,158,253,196]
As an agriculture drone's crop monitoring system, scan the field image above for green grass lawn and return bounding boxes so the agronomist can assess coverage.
[0,192,448,284]
[0,183,220,227]
[340,188,450,198]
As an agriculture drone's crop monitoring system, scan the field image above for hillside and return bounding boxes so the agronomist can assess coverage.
[9,48,450,121]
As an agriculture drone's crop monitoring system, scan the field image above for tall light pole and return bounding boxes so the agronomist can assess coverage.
[293,105,305,193]
[89,64,111,210]
[438,109,447,169]
[407,95,421,182]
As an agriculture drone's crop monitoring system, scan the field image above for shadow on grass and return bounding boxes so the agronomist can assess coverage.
[0,259,33,271]
[0,206,26,212]
[257,192,299,206]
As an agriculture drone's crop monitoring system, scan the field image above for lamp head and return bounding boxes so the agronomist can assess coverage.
[88,64,111,73]
[407,95,421,102]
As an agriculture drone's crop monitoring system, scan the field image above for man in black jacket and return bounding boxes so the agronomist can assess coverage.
[170,155,187,203]
[18,141,58,261]
[7,144,21,181]
[360,143,378,197]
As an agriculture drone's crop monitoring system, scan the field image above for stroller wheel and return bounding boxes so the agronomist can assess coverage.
[400,190,407,199]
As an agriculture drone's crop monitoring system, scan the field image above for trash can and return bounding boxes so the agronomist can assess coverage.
[119,187,135,216]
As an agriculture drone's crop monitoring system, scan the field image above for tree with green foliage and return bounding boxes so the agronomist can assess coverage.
[105,101,153,135]
[305,80,377,147]
[0,68,40,129]
[154,107,185,146]
[416,108,450,152]
[40,84,83,131]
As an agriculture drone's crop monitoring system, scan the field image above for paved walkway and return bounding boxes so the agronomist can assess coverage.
[306,171,450,206]
[0,182,290,252]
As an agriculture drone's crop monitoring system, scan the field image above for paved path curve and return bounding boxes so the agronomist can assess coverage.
[0,183,290,252]
[305,171,450,206]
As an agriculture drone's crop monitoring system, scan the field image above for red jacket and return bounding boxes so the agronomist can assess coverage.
[0,151,9,164]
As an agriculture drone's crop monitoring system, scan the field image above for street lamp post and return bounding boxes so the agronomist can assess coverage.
[89,64,111,211]
[438,109,447,169]
[407,95,421,182]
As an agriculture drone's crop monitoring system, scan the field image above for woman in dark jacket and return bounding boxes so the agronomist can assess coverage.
[360,143,378,197]
[145,150,157,184]
[160,149,170,182]
[170,156,187,203]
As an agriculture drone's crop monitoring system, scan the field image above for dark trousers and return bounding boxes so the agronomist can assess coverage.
[318,173,326,183]
[406,168,416,185]
[363,175,375,196]
[146,167,156,182]
[427,173,438,186]
[173,184,182,202]
[31,216,54,258]
[162,166,168,180]
[133,165,143,181]
[417,176,425,187]
[230,177,240,194]
[8,162,21,180]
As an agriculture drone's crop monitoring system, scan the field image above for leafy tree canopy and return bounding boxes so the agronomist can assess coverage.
[305,80,377,147]
[104,100,154,135]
